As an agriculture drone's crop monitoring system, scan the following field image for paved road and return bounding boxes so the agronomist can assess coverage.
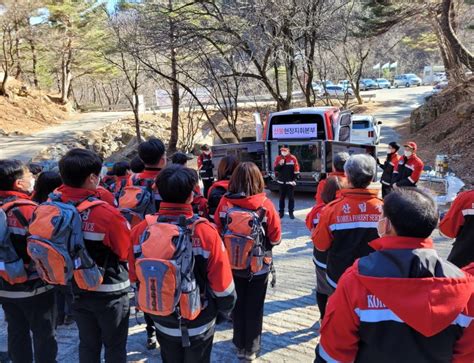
[0,87,432,162]
[0,112,132,161]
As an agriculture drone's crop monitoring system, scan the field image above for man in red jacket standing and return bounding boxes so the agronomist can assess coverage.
[440,189,474,268]
[316,188,474,363]
[392,141,424,187]
[274,145,300,219]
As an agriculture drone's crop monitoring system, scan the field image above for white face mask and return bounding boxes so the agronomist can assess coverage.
[281,151,289,157]
[404,151,412,157]
[377,217,387,237]
[27,177,35,194]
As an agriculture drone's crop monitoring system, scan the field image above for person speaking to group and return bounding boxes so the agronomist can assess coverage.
[274,145,300,219]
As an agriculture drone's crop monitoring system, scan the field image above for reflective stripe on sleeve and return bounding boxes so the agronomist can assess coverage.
[462,209,474,216]
[319,344,343,363]
[83,232,106,241]
[213,280,235,297]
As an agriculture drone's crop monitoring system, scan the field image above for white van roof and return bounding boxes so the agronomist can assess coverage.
[270,107,337,117]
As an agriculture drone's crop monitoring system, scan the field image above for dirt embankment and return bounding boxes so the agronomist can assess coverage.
[407,78,474,186]
[0,80,69,135]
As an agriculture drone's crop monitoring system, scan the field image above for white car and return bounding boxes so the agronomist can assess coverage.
[338,80,351,90]
[351,115,382,145]
[393,74,422,88]
[375,78,391,89]
[432,81,448,95]
[323,85,354,97]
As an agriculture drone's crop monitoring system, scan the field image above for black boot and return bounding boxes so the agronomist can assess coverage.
[279,211,284,218]
[289,211,295,219]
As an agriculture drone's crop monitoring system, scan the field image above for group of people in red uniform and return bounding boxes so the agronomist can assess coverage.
[0,135,473,363]
[305,142,474,363]
[0,138,282,363]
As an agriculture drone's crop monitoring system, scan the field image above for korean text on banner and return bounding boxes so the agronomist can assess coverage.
[272,124,318,139]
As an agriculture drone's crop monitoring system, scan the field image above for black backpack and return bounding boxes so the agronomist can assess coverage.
[207,186,227,222]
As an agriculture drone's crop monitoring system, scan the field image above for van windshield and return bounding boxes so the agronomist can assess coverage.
[269,114,326,140]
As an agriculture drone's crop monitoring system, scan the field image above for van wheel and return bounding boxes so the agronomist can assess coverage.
[405,83,410,87]
[395,84,398,88]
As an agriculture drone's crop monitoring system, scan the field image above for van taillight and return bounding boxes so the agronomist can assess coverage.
[368,131,374,137]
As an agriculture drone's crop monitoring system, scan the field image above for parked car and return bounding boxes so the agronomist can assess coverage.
[393,73,422,88]
[311,82,323,95]
[359,78,378,91]
[337,80,351,90]
[323,85,354,97]
[351,115,382,146]
[375,78,391,89]
[432,81,448,95]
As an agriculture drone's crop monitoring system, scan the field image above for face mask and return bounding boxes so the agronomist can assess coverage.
[377,217,388,237]
[26,177,35,194]
[404,151,412,157]
[281,151,289,156]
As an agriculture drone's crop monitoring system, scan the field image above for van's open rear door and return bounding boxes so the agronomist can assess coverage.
[211,142,266,178]
[324,141,378,181]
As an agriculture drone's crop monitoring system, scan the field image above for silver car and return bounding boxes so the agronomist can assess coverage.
[393,74,422,88]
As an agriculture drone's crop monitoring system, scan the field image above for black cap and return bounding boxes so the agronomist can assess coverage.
[200,144,210,151]
[171,152,193,165]
[389,141,400,152]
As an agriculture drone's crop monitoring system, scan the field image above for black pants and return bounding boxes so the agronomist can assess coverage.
[381,184,393,198]
[233,274,268,353]
[202,179,214,198]
[72,293,130,363]
[156,330,214,363]
[279,183,295,213]
[316,292,329,321]
[144,313,156,335]
[2,291,57,363]
[56,285,73,322]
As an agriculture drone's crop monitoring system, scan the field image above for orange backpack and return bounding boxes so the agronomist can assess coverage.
[134,214,206,347]
[27,195,106,291]
[222,201,267,274]
[118,176,156,227]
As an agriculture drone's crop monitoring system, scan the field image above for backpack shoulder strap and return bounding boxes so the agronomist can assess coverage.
[1,199,37,228]
[76,199,107,213]
[145,214,158,226]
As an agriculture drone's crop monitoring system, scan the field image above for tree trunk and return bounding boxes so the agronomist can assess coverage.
[30,40,39,89]
[0,69,8,97]
[60,39,73,104]
[133,97,142,143]
[439,0,474,72]
[167,0,179,152]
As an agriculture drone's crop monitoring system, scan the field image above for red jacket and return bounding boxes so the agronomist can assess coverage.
[440,190,474,268]
[0,191,52,300]
[312,188,382,288]
[96,186,117,207]
[306,203,326,232]
[274,154,300,183]
[56,185,131,295]
[129,202,236,338]
[393,153,424,187]
[192,186,208,218]
[317,236,474,363]
[314,171,346,204]
[198,153,214,181]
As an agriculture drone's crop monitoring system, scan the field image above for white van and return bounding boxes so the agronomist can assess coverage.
[351,115,381,146]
